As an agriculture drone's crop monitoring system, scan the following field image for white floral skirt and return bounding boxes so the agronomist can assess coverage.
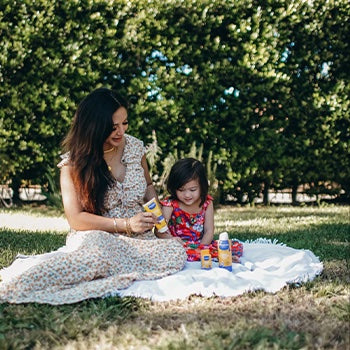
[0,230,187,304]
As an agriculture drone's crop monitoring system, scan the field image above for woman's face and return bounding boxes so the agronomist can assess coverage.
[104,107,128,150]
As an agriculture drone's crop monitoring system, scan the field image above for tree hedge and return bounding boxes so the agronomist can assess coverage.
[0,0,349,204]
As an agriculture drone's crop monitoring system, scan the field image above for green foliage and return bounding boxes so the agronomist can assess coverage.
[41,169,64,210]
[0,0,349,203]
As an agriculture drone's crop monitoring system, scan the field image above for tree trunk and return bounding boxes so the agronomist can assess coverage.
[263,181,270,206]
[292,182,298,206]
[11,177,21,205]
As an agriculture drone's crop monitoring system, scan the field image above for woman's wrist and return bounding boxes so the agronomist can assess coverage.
[113,217,118,233]
[125,218,132,236]
[111,217,133,237]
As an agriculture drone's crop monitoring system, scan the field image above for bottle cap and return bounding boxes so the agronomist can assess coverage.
[219,232,229,240]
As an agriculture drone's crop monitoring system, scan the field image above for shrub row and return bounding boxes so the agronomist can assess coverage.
[0,0,349,204]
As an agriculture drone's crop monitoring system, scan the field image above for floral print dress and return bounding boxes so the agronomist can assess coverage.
[161,195,213,243]
[0,134,187,304]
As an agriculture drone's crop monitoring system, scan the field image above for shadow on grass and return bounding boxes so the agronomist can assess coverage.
[1,291,348,350]
[0,229,66,268]
[0,296,142,350]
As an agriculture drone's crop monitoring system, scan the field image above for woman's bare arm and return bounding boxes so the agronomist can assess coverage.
[200,201,215,245]
[60,165,116,231]
[60,165,157,233]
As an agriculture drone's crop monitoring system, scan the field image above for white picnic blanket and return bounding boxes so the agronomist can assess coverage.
[1,238,323,302]
[116,238,323,301]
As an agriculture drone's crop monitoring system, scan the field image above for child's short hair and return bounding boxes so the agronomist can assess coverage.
[167,158,208,206]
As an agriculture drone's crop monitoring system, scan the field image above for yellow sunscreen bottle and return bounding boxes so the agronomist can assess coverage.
[201,246,212,270]
[143,198,169,233]
[218,232,232,271]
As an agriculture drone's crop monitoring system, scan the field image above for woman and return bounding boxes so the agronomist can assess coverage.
[0,88,187,304]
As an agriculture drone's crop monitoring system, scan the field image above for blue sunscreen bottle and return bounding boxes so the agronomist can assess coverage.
[218,232,232,271]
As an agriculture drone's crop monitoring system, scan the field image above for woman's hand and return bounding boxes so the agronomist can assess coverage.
[129,212,158,233]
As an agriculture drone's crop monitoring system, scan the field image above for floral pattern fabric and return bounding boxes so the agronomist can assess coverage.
[0,134,187,304]
[161,195,213,244]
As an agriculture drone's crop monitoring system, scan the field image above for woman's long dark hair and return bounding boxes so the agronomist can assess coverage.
[62,88,128,214]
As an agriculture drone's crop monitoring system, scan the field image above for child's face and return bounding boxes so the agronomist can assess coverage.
[176,178,201,207]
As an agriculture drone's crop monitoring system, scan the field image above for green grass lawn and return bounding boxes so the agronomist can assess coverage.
[0,205,349,349]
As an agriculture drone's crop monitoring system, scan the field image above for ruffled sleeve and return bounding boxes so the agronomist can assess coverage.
[160,197,178,208]
[121,134,145,165]
[202,194,213,210]
[57,152,70,168]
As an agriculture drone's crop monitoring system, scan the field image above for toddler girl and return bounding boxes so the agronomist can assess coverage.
[157,157,243,263]
[157,158,214,246]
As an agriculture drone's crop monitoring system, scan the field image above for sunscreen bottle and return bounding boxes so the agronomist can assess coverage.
[200,246,212,270]
[143,197,169,233]
[218,232,232,271]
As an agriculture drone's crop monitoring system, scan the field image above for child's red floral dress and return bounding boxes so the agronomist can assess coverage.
[161,195,213,243]
[161,195,243,262]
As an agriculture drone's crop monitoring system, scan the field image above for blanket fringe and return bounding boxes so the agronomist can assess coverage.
[243,237,286,246]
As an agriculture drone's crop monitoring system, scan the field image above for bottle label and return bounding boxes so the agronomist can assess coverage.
[219,240,230,250]
[148,202,156,210]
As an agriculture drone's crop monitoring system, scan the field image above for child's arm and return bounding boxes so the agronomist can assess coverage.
[155,206,184,244]
[200,200,214,245]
